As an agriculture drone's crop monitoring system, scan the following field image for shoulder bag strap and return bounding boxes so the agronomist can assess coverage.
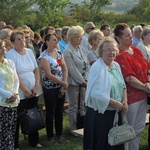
[122,113,128,124]
[113,111,119,126]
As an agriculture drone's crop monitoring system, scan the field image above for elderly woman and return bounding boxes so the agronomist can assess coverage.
[114,23,150,150]
[132,25,143,47]
[39,33,68,143]
[6,30,42,149]
[63,25,90,131]
[87,29,104,65]
[0,39,19,150]
[22,29,36,56]
[137,27,150,149]
[137,27,150,62]
[0,28,14,51]
[83,37,128,150]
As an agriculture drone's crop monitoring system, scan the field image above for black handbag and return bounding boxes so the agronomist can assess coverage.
[148,96,150,105]
[76,86,84,129]
[19,103,45,134]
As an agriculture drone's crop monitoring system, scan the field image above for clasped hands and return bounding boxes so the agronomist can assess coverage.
[6,93,18,103]
[24,86,39,98]
[144,83,150,94]
[59,81,68,96]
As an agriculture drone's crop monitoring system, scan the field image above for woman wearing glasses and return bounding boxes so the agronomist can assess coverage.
[84,37,128,150]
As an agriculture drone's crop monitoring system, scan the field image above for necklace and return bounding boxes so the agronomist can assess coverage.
[125,47,134,55]
[120,46,134,55]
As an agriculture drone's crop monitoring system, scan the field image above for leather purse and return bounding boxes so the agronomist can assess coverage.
[108,112,136,146]
[147,96,150,105]
[19,103,45,134]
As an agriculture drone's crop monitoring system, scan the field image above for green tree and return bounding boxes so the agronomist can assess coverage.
[87,0,110,13]
[35,0,69,27]
[0,0,35,27]
[70,0,110,23]
[127,0,150,22]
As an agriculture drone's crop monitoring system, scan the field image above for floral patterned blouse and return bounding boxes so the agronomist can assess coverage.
[115,46,150,104]
[39,49,63,89]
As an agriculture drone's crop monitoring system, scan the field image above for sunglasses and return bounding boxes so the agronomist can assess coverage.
[88,27,95,30]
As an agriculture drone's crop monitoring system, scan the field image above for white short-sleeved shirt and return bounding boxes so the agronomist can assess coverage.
[6,48,38,100]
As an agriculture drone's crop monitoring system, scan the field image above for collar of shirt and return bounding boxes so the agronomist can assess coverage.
[0,59,8,66]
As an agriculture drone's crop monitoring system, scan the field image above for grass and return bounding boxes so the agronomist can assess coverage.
[19,111,149,150]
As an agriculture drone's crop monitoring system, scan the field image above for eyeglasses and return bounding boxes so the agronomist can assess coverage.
[103,49,118,53]
[88,27,95,30]
[75,36,82,39]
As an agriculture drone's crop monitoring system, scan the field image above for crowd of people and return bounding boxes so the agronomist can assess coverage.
[0,20,150,150]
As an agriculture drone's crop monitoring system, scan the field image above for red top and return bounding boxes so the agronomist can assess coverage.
[115,46,150,104]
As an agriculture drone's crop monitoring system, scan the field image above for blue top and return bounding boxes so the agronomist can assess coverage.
[58,39,68,53]
[133,37,141,47]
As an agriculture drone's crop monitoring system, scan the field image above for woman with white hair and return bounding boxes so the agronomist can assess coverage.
[137,26,150,62]
[84,37,128,150]
[0,28,14,51]
[137,26,150,149]
[64,25,90,131]
[132,25,143,47]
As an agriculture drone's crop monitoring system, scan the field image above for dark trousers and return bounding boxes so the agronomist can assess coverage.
[14,97,39,148]
[43,88,65,139]
[148,110,150,149]
[83,107,124,150]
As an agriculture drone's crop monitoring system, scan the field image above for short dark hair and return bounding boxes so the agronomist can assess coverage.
[42,33,57,52]
[100,24,110,31]
[10,30,24,42]
[34,32,41,41]
[113,23,129,43]
[44,26,55,36]
[40,27,46,38]
[140,23,146,28]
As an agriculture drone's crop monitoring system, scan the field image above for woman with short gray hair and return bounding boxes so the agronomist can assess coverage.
[0,28,14,51]
[84,37,127,150]
[137,27,150,62]
[87,29,104,65]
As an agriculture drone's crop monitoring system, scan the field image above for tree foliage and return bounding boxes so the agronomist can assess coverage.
[127,0,150,22]
[35,0,69,27]
[0,0,34,27]
[0,0,149,31]
[70,0,110,24]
